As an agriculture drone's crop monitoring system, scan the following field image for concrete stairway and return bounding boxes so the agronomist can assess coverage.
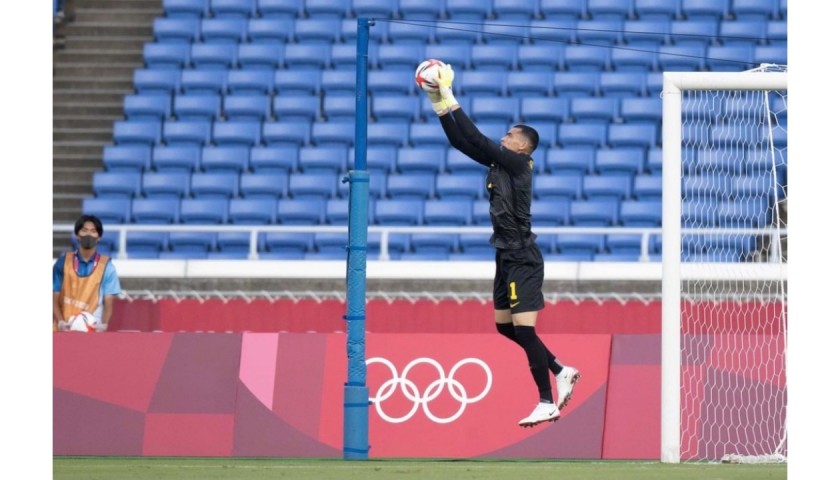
[53,0,162,257]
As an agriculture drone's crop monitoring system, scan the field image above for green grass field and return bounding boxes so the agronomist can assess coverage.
[54,457,787,480]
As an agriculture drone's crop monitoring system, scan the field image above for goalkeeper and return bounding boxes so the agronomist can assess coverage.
[423,63,580,428]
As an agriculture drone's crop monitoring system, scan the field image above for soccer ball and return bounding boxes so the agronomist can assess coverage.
[68,312,99,333]
[415,59,445,93]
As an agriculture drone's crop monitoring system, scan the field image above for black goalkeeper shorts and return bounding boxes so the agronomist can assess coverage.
[493,243,545,314]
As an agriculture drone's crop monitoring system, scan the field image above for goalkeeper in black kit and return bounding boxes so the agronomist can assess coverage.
[422,62,580,427]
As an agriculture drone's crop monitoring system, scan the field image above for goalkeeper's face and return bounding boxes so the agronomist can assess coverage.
[501,128,531,155]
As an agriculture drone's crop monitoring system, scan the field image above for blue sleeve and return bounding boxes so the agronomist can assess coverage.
[53,254,65,292]
[101,261,121,296]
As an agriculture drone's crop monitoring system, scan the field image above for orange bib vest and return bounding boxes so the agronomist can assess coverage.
[57,252,110,326]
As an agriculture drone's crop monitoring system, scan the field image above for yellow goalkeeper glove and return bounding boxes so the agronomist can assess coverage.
[434,63,459,115]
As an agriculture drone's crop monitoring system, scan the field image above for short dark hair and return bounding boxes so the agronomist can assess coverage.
[514,124,540,153]
[75,215,103,237]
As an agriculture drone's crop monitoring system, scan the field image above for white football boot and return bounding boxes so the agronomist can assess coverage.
[518,402,560,428]
[555,366,580,411]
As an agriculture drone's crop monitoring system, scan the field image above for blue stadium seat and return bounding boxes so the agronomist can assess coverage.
[227,70,274,96]
[564,45,611,72]
[377,44,425,72]
[284,44,331,69]
[605,233,643,255]
[569,199,619,225]
[306,0,350,18]
[276,198,326,224]
[352,0,398,17]
[213,232,252,256]
[470,44,518,71]
[164,0,210,18]
[368,123,409,148]
[458,233,492,255]
[163,120,212,146]
[190,43,238,70]
[583,175,632,200]
[767,20,786,45]
[634,0,679,20]
[223,95,271,121]
[599,73,646,98]
[459,71,505,96]
[622,19,670,45]
[247,17,294,43]
[718,198,770,228]
[257,0,303,18]
[294,17,341,44]
[553,72,600,97]
[201,146,249,174]
[576,19,625,44]
[288,172,337,199]
[435,173,484,200]
[410,123,447,147]
[670,20,718,46]
[633,174,662,200]
[180,70,227,96]
[276,71,320,98]
[125,232,168,258]
[681,0,729,22]
[471,97,520,123]
[213,121,262,146]
[610,47,658,72]
[587,0,633,20]
[200,17,248,43]
[594,148,644,177]
[731,0,777,21]
[142,171,191,197]
[398,0,443,19]
[263,120,311,147]
[408,234,456,258]
[173,94,221,121]
[264,232,314,258]
[243,145,299,175]
[369,71,412,96]
[719,20,767,46]
[228,198,277,224]
[385,19,431,44]
[506,72,553,97]
[322,94,356,122]
[517,44,564,72]
[210,0,258,18]
[445,0,492,21]
[555,233,605,256]
[620,200,661,226]
[143,43,190,70]
[434,21,482,46]
[373,95,420,123]
[349,145,396,173]
[103,145,152,172]
[682,199,719,227]
[153,17,201,44]
[608,124,657,149]
[619,97,661,124]
[592,253,641,262]
[93,171,142,199]
[179,198,230,224]
[481,20,526,46]
[540,0,585,20]
[134,69,180,95]
[341,18,387,44]
[318,70,356,97]
[123,94,171,121]
[534,175,581,201]
[237,44,284,70]
[387,172,436,199]
[190,172,239,199]
[520,97,569,123]
[528,18,576,44]
[446,148,485,173]
[470,200,491,225]
[297,146,348,173]
[333,43,378,71]
[240,172,288,198]
[559,124,607,148]
[82,197,131,224]
[374,198,424,225]
[131,198,180,223]
[730,173,776,198]
[395,147,446,174]
[545,147,595,175]
[273,95,320,122]
[424,199,472,225]
[658,45,706,71]
[531,199,571,225]
[493,0,538,20]
[325,199,350,225]
[571,97,619,124]
[706,45,755,71]
[168,232,217,256]
[113,120,161,146]
[754,45,787,65]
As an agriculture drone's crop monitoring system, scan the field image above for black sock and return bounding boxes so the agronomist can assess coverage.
[499,323,562,376]
[514,325,553,403]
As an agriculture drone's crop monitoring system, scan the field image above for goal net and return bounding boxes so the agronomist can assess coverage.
[660,66,788,464]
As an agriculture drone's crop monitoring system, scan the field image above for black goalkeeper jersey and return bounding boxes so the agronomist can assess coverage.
[439,108,537,250]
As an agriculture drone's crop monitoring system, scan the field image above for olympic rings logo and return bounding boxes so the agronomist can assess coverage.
[366,357,493,424]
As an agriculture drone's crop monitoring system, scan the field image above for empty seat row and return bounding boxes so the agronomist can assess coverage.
[143,41,786,72]
[162,0,787,23]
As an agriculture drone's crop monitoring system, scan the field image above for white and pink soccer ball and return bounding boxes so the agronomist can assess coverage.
[415,58,445,93]
[67,311,100,332]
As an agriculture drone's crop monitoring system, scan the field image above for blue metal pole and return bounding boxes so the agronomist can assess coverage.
[343,16,374,461]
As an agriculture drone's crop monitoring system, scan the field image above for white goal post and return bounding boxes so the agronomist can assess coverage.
[661,69,788,464]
